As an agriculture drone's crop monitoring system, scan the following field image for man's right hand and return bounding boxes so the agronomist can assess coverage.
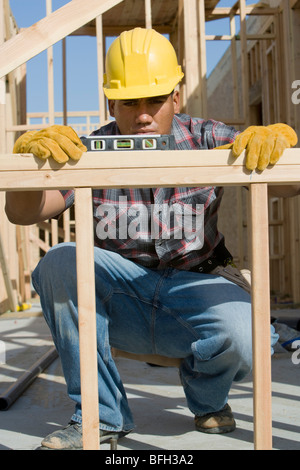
[13,125,87,164]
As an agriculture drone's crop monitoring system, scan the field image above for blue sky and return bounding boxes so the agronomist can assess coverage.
[9,0,243,114]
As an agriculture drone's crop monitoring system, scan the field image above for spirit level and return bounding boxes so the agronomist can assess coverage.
[81,134,175,151]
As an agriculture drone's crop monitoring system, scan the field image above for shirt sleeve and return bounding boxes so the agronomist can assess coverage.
[210,120,240,147]
[59,190,75,210]
[192,118,239,149]
[172,114,240,150]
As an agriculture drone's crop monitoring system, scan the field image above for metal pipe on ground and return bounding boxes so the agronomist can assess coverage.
[0,346,58,411]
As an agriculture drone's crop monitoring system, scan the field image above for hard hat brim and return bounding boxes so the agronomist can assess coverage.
[103,76,183,101]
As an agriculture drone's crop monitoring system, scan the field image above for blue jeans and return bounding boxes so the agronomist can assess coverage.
[31,243,274,432]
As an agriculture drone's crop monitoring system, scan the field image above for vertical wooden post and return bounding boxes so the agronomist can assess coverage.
[145,0,152,29]
[62,38,67,126]
[250,183,273,450]
[239,0,250,127]
[230,13,239,121]
[289,196,300,302]
[183,0,202,117]
[0,0,17,312]
[282,0,293,126]
[0,0,6,150]
[177,0,186,112]
[198,0,207,119]
[96,15,106,126]
[75,187,100,450]
[0,232,16,312]
[48,1,59,255]
[63,209,71,243]
[46,0,55,126]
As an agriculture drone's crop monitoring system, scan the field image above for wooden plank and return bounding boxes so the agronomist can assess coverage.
[183,0,202,116]
[205,34,276,40]
[0,0,17,312]
[1,148,300,450]
[145,0,152,29]
[0,0,124,78]
[62,38,67,126]
[282,0,293,127]
[230,13,239,120]
[95,15,106,126]
[0,0,5,146]
[1,164,300,190]
[1,148,300,170]
[250,183,272,450]
[198,0,208,119]
[75,187,100,450]
[239,0,250,126]
[289,196,300,302]
[206,6,280,19]
[0,150,300,191]
[0,231,17,312]
[46,0,55,126]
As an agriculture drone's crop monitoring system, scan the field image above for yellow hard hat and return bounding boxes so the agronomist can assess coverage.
[103,28,184,100]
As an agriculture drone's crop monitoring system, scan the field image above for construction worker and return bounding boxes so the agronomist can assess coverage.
[6,28,299,450]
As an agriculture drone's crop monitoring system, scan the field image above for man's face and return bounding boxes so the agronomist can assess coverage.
[108,91,180,135]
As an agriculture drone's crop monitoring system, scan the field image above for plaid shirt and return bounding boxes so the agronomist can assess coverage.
[61,114,238,270]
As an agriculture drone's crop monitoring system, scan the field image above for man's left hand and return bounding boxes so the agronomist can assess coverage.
[216,123,298,171]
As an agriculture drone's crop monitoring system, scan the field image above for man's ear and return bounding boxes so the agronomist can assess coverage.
[108,100,115,117]
[172,90,180,114]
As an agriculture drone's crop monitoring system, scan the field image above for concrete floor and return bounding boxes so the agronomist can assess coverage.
[0,305,299,451]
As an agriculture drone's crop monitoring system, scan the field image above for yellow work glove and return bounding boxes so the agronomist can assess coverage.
[13,125,87,164]
[216,123,298,171]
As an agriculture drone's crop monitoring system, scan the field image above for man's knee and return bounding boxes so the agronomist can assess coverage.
[192,305,252,377]
[32,242,76,294]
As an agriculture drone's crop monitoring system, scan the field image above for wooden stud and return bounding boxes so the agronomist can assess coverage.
[0,0,17,312]
[63,209,71,243]
[95,15,106,127]
[62,38,67,126]
[145,0,152,29]
[230,13,239,121]
[183,0,202,117]
[282,0,293,127]
[46,0,55,126]
[289,195,300,302]
[0,231,17,312]
[198,0,207,119]
[0,0,5,148]
[75,187,100,450]
[207,6,280,19]
[239,0,250,127]
[177,0,186,112]
[250,183,272,450]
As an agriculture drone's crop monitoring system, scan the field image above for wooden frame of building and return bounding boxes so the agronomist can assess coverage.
[1,148,299,450]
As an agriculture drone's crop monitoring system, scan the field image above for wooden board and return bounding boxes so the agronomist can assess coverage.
[0,149,300,191]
